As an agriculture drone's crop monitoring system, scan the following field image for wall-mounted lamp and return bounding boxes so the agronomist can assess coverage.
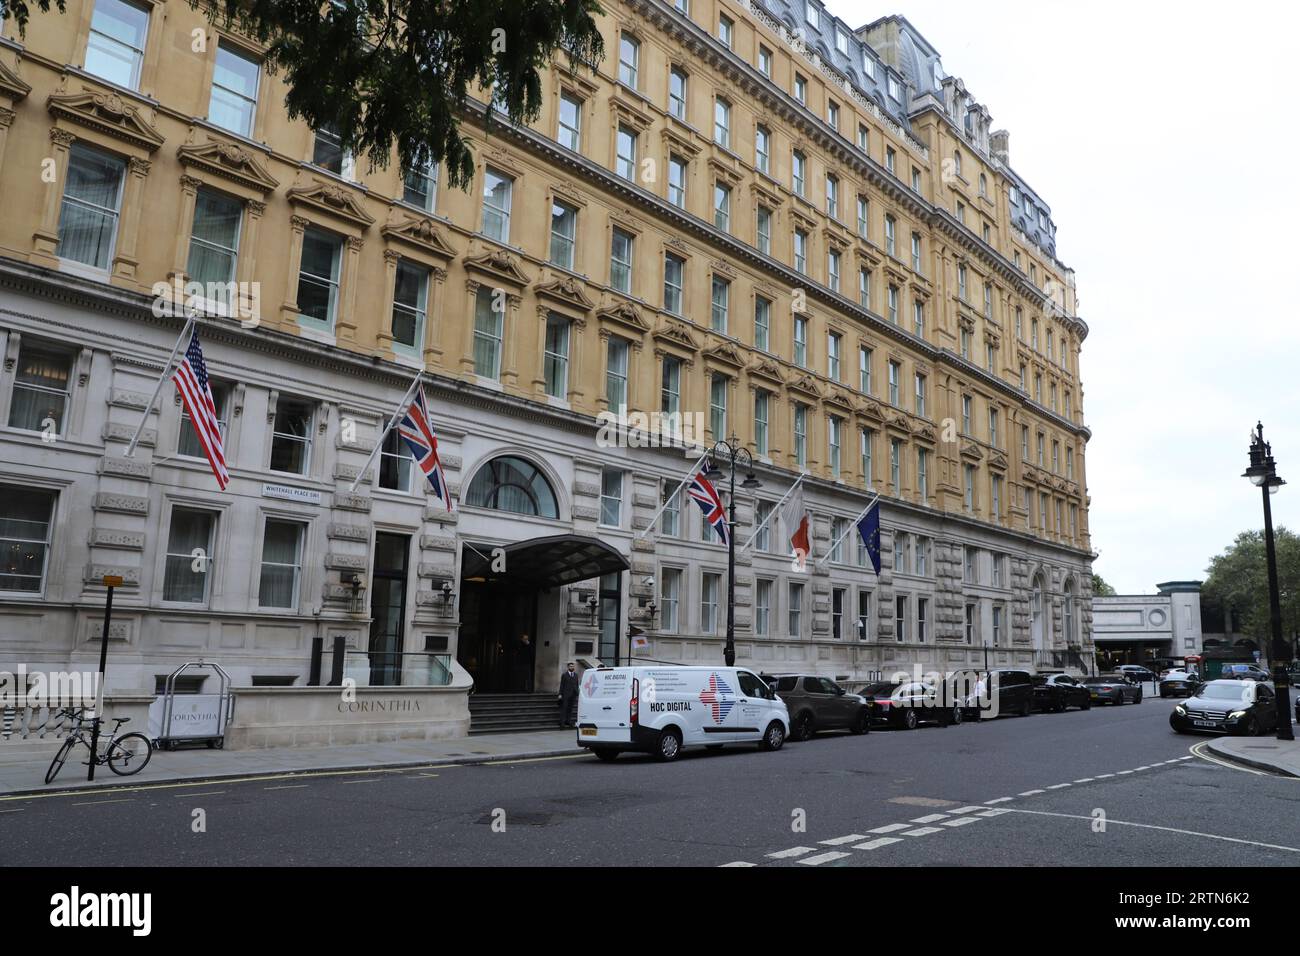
[440,580,455,604]
[343,571,366,614]
[586,594,598,624]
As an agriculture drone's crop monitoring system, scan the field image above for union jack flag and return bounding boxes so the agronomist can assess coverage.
[698,673,735,724]
[173,329,228,490]
[398,385,453,511]
[687,464,729,545]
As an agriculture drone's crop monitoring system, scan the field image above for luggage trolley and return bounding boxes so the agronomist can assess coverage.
[149,660,236,750]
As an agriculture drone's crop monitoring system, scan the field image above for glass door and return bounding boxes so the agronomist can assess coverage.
[368,533,410,685]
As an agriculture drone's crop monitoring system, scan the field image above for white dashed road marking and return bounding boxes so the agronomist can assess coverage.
[1073,778,1094,784]
[819,834,867,846]
[720,861,755,867]
[1046,783,1071,790]
[1018,789,1045,796]
[869,823,912,834]
[952,806,986,813]
[909,813,949,824]
[902,826,943,837]
[977,808,1010,817]
[985,797,1014,804]
[799,851,851,866]
[766,846,816,859]
[853,837,904,850]
[941,816,982,827]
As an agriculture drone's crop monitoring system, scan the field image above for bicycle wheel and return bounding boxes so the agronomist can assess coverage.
[106,733,153,776]
[45,736,77,785]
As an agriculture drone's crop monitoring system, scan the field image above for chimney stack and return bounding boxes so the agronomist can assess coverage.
[990,129,1009,165]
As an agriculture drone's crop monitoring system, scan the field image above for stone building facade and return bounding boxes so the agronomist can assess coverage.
[0,0,1094,708]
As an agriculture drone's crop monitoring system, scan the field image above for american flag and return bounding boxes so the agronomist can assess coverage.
[698,673,735,723]
[173,329,228,489]
[398,385,453,511]
[687,464,729,545]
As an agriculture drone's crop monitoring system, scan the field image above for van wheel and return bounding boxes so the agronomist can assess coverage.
[793,713,815,741]
[1082,698,1092,710]
[760,721,786,751]
[655,728,682,762]
[850,710,870,735]
[902,709,919,730]
[593,749,619,762]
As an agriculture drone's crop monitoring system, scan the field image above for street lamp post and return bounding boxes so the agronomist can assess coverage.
[1242,422,1292,741]
[706,438,761,667]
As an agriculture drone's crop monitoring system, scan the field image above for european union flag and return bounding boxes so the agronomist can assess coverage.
[857,501,881,575]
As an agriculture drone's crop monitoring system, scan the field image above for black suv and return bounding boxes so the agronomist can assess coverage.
[963,669,1035,719]
[763,674,872,741]
[1032,672,1092,712]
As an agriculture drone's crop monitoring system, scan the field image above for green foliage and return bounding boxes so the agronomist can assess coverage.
[1203,527,1300,643]
[2,0,605,190]
[1090,573,1115,597]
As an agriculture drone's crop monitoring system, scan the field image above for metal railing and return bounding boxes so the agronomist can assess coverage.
[321,650,453,688]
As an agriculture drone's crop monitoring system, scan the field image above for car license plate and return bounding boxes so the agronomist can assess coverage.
[580,727,598,737]
[1193,719,1217,728]
[1090,692,1099,698]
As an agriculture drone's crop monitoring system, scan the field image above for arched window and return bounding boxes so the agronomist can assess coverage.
[1063,580,1075,644]
[466,456,559,518]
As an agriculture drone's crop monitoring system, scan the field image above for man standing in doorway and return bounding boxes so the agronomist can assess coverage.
[515,633,534,692]
[558,662,580,728]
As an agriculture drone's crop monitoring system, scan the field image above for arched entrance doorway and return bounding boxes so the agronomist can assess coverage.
[457,534,630,693]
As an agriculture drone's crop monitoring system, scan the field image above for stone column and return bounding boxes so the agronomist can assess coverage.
[279,215,310,327]
[501,293,522,390]
[532,304,550,398]
[236,199,266,286]
[111,156,151,283]
[32,128,75,265]
[0,107,16,182]
[336,236,364,343]
[423,266,446,365]
[375,249,401,355]
[459,280,482,380]
[170,175,204,280]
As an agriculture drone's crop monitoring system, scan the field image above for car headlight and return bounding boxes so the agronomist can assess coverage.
[1174,705,1187,715]
[1228,710,1247,720]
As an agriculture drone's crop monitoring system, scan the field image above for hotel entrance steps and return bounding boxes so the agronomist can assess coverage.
[468,693,569,735]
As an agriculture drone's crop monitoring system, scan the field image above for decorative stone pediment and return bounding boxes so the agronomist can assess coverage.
[660,125,700,158]
[0,57,31,103]
[883,260,909,286]
[989,450,1008,471]
[788,372,824,400]
[825,387,854,412]
[857,242,882,270]
[960,441,984,461]
[857,399,887,422]
[748,355,785,385]
[652,316,700,353]
[463,247,531,288]
[287,179,375,227]
[914,424,937,443]
[703,337,745,369]
[750,180,784,207]
[536,274,595,312]
[380,214,457,258]
[596,300,650,336]
[177,139,279,193]
[48,88,164,152]
[886,412,911,433]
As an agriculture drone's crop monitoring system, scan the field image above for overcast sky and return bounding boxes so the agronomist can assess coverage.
[826,0,1300,594]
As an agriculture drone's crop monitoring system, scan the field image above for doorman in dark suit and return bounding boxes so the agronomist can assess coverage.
[558,662,580,727]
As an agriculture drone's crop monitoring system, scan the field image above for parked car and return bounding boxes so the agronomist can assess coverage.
[1158,670,1202,698]
[1117,665,1158,685]
[1170,679,1278,736]
[850,680,954,729]
[576,666,790,761]
[1032,673,1092,712]
[1220,663,1271,682]
[1082,674,1143,705]
[962,669,1035,719]
[765,674,872,741]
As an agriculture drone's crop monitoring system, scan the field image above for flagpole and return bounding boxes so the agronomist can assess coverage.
[124,313,196,458]
[636,446,712,541]
[815,492,881,567]
[348,370,424,493]
[740,471,807,552]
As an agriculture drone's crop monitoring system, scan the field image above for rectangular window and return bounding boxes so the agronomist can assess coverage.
[714,98,731,148]
[992,553,1004,588]
[793,403,807,467]
[884,215,896,256]
[179,382,227,459]
[391,259,429,350]
[825,173,839,219]
[857,123,869,151]
[756,206,771,254]
[986,342,996,374]
[917,598,928,643]
[378,427,413,492]
[161,507,216,603]
[793,230,807,274]
[701,572,720,633]
[835,29,849,55]
[885,145,896,172]
[856,196,869,238]
[1052,441,1061,474]
[1067,446,1075,480]
[615,125,637,181]
[605,337,629,409]
[755,579,772,636]
[661,568,681,631]
[270,398,313,474]
[610,227,634,294]
[473,287,504,379]
[962,394,972,435]
[755,125,770,174]
[668,155,687,207]
[710,276,730,332]
[258,518,305,609]
[911,232,922,272]
[858,268,870,308]
[758,45,773,77]
[887,360,899,406]
[543,315,570,399]
[793,316,808,367]
[208,42,260,137]
[618,33,640,87]
[964,464,975,511]
[709,375,727,439]
[1021,425,1030,460]
[57,144,125,270]
[913,300,924,337]
[828,416,842,478]
[914,373,926,417]
[713,182,731,232]
[960,327,970,360]
[992,605,1003,645]
[965,603,975,645]
[915,536,928,576]
[792,150,806,196]
[663,253,684,314]
[669,67,687,120]
[895,594,907,642]
[887,286,898,325]
[600,468,623,526]
[660,482,681,537]
[1037,432,1045,467]
[86,0,150,89]
[917,447,928,500]
[788,582,804,637]
[912,167,921,192]
[9,345,72,434]
[827,249,841,292]
[991,475,1002,521]
[548,200,577,269]
[860,428,873,487]
[859,346,872,394]
[0,488,56,593]
[794,74,807,104]
[557,92,583,150]
[832,587,845,639]
[312,124,348,176]
[964,546,976,583]
[481,167,513,242]
[889,438,901,496]
[984,283,993,319]
[857,589,871,640]
[827,332,842,380]
[718,13,734,47]
[296,227,342,330]
[661,356,681,416]
[958,265,968,301]
[402,160,438,212]
[754,295,771,351]
[1039,492,1048,533]
[754,390,769,455]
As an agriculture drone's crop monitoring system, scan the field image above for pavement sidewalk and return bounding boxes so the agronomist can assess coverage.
[0,729,584,798]
[1206,736,1300,777]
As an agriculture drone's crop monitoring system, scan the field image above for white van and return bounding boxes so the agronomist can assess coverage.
[576,666,790,761]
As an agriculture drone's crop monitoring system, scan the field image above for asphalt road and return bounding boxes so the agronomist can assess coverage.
[3,696,1297,867]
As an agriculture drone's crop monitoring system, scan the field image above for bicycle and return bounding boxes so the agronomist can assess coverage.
[44,708,153,784]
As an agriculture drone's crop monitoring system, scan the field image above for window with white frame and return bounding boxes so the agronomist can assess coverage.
[825,173,839,219]
[664,253,684,314]
[543,314,570,399]
[187,188,242,305]
[391,259,428,351]
[889,437,901,495]
[610,227,633,294]
[884,214,896,256]
[713,182,731,232]
[557,92,583,150]
[162,507,215,603]
[758,45,772,77]
[794,316,808,367]
[701,572,720,633]
[0,487,56,593]
[887,285,898,324]
[792,150,806,196]
[895,594,907,642]
[794,74,807,104]
[661,568,681,631]
[832,587,846,639]
[669,67,687,120]
[481,168,513,242]
[755,578,772,636]
[258,518,305,609]
[858,267,870,307]
[618,33,640,87]
[830,516,847,563]
[660,481,681,537]
[179,382,227,459]
[615,124,637,181]
[710,276,729,332]
[793,229,807,274]
[668,154,687,207]
[827,332,842,380]
[754,295,771,351]
[914,372,926,417]
[208,41,260,137]
[788,581,804,637]
[828,416,842,478]
[793,403,807,467]
[296,227,341,331]
[312,124,351,177]
[860,428,873,487]
[916,447,928,500]
[8,345,72,434]
[709,375,728,439]
[964,463,975,511]
[913,299,924,337]
[549,200,577,269]
[755,500,773,552]
[856,196,869,238]
[661,356,681,416]
[57,143,125,270]
[269,398,313,474]
[754,390,769,455]
[600,467,623,526]
[378,427,413,492]
[756,205,771,254]
[714,97,731,148]
[85,0,150,89]
[473,287,504,379]
[754,125,770,175]
[857,589,871,639]
[887,360,899,406]
[917,597,928,643]
[828,249,841,292]
[965,603,976,645]
[718,13,734,47]
[606,337,629,410]
[859,346,872,394]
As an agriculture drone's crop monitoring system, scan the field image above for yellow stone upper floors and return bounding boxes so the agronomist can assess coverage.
[0,0,1091,552]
